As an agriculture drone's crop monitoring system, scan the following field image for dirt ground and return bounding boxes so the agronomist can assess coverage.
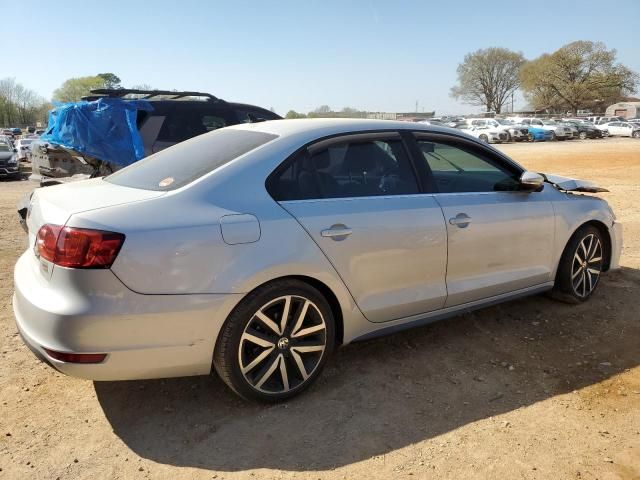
[1,138,639,480]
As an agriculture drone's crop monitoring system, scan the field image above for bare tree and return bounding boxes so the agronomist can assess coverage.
[450,48,525,113]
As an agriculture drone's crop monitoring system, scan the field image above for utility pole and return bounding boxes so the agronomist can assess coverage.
[415,100,418,113]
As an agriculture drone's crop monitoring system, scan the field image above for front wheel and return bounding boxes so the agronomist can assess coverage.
[579,131,587,140]
[214,279,335,402]
[479,134,489,143]
[633,131,640,138]
[552,225,605,303]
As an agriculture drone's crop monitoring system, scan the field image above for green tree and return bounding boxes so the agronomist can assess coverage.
[450,47,525,113]
[52,76,106,102]
[285,110,306,119]
[520,41,639,114]
[97,73,122,89]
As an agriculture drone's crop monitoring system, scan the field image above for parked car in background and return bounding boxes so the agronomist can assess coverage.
[587,116,625,125]
[526,126,554,142]
[30,89,282,185]
[561,120,603,139]
[466,118,527,141]
[0,138,20,179]
[601,121,640,138]
[495,119,529,141]
[460,124,509,143]
[511,118,571,140]
[10,127,22,136]
[14,138,35,160]
[13,119,622,402]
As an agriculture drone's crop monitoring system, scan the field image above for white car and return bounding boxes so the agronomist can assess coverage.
[601,121,640,138]
[460,125,509,143]
[466,118,526,141]
[511,118,572,140]
[14,138,35,161]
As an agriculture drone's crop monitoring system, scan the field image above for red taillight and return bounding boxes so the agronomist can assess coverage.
[36,224,125,269]
[42,348,107,364]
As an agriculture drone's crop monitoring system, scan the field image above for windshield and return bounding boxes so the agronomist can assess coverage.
[496,119,512,125]
[106,129,278,191]
[541,120,558,125]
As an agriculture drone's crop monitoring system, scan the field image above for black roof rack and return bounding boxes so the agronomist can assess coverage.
[85,89,222,102]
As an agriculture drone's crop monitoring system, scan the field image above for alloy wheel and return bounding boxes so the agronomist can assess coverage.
[238,295,327,394]
[571,233,603,298]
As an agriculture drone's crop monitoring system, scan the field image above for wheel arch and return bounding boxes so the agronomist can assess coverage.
[557,220,612,280]
[224,274,346,347]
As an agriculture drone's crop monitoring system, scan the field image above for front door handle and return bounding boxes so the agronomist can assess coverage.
[449,213,471,228]
[321,224,352,240]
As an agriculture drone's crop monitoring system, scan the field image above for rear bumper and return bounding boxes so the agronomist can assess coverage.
[13,252,243,381]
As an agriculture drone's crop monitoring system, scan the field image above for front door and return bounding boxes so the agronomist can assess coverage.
[413,134,556,307]
[270,132,448,323]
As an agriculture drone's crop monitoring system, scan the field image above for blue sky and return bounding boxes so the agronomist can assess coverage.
[5,0,639,115]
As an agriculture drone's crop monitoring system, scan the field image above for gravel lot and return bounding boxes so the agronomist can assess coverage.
[1,138,639,480]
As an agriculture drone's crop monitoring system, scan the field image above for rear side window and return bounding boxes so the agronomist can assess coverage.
[236,109,280,123]
[106,129,278,191]
[269,137,419,201]
[156,108,236,143]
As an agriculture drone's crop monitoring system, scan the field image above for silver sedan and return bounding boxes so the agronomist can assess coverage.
[13,119,622,402]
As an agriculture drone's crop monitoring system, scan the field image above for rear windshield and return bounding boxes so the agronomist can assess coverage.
[105,129,278,191]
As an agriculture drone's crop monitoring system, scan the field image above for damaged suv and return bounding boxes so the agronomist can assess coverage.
[30,89,281,185]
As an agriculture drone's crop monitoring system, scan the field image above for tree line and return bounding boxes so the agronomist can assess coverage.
[0,78,51,128]
[450,41,638,114]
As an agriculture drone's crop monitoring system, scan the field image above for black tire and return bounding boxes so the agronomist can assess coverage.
[579,131,587,140]
[633,131,640,138]
[479,134,489,143]
[552,225,606,303]
[550,131,557,141]
[214,279,335,402]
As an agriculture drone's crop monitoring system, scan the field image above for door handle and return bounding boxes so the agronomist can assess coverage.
[321,224,352,239]
[449,213,471,228]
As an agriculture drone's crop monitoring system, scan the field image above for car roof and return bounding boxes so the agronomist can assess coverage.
[224,118,459,138]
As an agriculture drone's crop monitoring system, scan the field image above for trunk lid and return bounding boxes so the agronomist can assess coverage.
[26,178,165,248]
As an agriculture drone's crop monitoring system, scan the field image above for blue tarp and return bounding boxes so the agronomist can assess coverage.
[40,98,153,167]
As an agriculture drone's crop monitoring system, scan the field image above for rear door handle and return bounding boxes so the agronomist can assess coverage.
[449,213,471,228]
[321,224,352,240]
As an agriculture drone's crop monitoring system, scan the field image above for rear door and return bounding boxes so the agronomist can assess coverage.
[269,132,448,323]
[412,132,555,307]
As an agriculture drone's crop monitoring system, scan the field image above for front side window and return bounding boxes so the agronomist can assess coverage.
[416,140,520,193]
[269,137,419,201]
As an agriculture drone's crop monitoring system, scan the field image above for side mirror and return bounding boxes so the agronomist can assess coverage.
[520,171,544,191]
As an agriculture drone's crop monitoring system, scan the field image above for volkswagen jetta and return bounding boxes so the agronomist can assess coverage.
[13,119,622,401]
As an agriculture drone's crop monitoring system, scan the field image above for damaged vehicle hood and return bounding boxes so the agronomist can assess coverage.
[543,174,609,193]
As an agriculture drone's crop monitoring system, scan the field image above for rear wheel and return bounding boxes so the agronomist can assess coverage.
[214,279,335,402]
[550,131,557,141]
[479,134,489,143]
[579,131,587,140]
[633,131,640,138]
[552,225,605,303]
